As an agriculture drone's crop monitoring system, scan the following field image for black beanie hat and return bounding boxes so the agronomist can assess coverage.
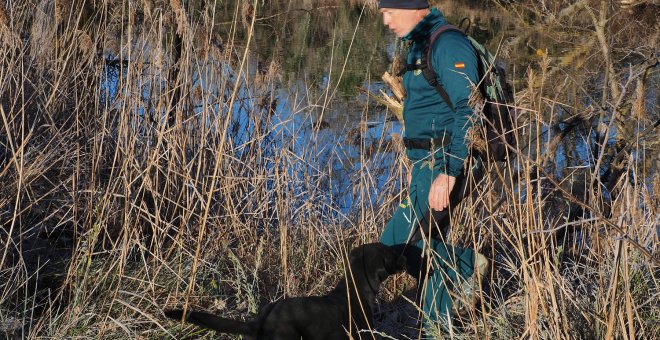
[378,0,429,9]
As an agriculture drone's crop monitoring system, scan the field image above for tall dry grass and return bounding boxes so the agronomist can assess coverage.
[0,0,658,339]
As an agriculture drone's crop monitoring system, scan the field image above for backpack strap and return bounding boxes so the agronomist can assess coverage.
[421,24,465,113]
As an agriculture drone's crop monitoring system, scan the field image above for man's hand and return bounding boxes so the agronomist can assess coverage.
[429,174,456,211]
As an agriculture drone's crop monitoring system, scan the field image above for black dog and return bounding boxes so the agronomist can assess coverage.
[165,242,405,339]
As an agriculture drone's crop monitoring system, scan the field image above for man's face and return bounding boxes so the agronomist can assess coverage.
[380,8,427,38]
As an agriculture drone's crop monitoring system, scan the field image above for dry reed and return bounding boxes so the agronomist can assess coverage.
[0,1,657,339]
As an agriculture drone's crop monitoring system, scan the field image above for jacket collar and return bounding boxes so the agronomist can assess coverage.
[402,7,447,43]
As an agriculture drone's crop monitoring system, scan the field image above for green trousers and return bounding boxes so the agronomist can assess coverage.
[380,160,480,328]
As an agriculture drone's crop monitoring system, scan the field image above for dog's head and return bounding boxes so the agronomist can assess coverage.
[349,242,406,285]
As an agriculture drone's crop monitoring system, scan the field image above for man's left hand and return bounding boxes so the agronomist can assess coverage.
[429,174,456,211]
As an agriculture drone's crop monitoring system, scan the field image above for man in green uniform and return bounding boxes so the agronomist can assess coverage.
[378,0,487,333]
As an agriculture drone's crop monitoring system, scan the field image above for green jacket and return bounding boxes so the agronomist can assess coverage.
[402,8,478,177]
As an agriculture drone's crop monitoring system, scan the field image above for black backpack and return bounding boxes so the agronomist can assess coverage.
[418,24,517,162]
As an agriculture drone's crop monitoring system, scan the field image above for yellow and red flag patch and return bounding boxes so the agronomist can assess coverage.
[454,62,465,69]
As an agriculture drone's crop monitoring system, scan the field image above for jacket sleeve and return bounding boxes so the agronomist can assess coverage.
[431,31,478,177]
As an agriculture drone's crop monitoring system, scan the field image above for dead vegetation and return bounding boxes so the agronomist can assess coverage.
[0,0,658,339]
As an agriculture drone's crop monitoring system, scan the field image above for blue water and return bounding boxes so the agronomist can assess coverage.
[101,56,405,223]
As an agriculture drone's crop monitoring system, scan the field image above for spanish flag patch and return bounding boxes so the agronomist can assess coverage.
[455,62,465,69]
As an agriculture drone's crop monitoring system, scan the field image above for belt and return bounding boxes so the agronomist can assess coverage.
[402,136,450,150]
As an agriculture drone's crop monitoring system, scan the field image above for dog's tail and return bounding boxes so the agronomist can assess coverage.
[165,309,257,336]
